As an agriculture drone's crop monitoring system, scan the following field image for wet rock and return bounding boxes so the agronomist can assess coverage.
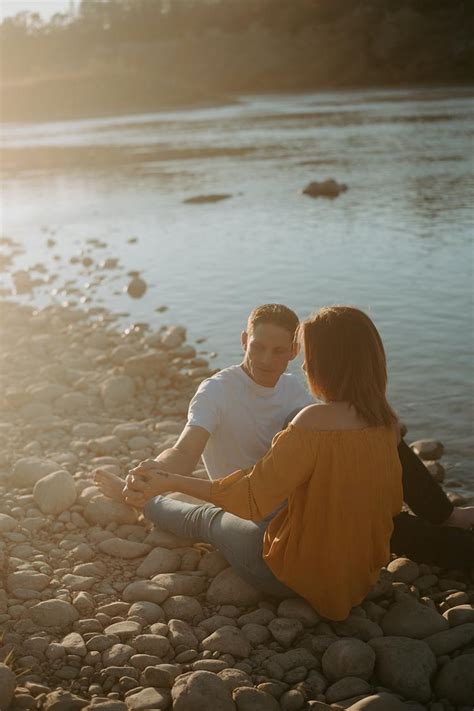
[171,670,235,710]
[425,460,445,482]
[409,439,444,461]
[434,653,474,705]
[98,538,150,559]
[302,179,348,199]
[12,457,58,488]
[33,469,77,514]
[84,496,138,526]
[322,638,375,682]
[381,600,448,638]
[369,636,436,703]
[0,663,16,710]
[127,277,147,299]
[30,599,79,628]
[202,625,251,658]
[183,194,232,204]
[206,567,261,606]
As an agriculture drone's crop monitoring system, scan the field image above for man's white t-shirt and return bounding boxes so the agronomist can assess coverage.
[187,365,314,480]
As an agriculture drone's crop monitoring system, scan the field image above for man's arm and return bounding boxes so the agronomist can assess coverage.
[143,425,210,477]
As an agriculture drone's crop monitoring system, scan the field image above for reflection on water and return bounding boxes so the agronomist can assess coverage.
[1,87,473,487]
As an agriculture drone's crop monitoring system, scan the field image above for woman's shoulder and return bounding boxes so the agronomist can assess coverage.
[290,403,330,430]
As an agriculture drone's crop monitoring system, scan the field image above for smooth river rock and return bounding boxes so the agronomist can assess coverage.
[33,469,77,514]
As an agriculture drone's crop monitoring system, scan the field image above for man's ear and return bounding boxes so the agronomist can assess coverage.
[289,339,300,361]
[241,331,248,352]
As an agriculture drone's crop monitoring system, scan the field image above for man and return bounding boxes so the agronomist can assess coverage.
[96,303,473,568]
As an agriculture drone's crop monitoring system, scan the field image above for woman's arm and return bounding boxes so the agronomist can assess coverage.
[125,426,313,521]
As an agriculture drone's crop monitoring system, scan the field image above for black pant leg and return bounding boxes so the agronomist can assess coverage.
[391,512,474,569]
[398,440,453,524]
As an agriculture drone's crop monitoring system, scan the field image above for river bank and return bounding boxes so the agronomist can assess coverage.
[0,296,473,710]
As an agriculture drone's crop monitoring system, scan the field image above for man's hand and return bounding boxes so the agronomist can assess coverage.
[123,460,175,507]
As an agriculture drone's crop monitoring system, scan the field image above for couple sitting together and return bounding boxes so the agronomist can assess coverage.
[96,304,474,621]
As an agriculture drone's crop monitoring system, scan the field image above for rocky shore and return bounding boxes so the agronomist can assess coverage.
[0,299,473,711]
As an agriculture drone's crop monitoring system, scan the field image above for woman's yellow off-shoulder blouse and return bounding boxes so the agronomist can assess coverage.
[210,423,403,621]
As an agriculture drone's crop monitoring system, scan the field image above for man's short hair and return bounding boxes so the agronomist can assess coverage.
[247,304,299,338]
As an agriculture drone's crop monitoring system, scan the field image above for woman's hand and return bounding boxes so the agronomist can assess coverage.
[123,460,175,507]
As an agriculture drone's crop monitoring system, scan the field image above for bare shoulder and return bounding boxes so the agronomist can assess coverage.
[290,404,331,430]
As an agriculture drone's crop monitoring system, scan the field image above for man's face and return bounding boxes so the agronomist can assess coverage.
[241,323,297,388]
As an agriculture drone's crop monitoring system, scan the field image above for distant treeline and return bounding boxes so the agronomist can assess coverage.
[1,0,473,121]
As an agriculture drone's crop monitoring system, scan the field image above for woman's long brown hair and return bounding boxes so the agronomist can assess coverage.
[300,306,398,427]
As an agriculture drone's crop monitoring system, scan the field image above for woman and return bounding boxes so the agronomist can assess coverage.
[123,306,403,621]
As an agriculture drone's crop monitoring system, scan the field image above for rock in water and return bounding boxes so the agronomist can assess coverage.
[171,670,235,710]
[33,469,77,514]
[409,439,444,460]
[302,179,348,198]
[0,663,16,710]
[183,194,232,204]
[127,276,147,299]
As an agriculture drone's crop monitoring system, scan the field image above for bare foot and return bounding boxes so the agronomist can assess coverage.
[94,469,127,504]
[442,506,474,530]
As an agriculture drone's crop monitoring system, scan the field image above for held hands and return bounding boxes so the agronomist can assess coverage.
[123,458,174,508]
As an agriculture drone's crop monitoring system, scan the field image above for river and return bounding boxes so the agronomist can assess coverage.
[1,86,473,492]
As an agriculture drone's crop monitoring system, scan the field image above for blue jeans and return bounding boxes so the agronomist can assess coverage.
[143,496,296,598]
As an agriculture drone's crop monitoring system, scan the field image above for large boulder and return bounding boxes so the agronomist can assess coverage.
[206,567,261,607]
[33,469,77,515]
[369,636,436,703]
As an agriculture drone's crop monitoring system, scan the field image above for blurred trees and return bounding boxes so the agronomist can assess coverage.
[0,0,472,119]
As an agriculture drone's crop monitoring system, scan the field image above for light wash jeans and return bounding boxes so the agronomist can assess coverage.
[143,495,296,598]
